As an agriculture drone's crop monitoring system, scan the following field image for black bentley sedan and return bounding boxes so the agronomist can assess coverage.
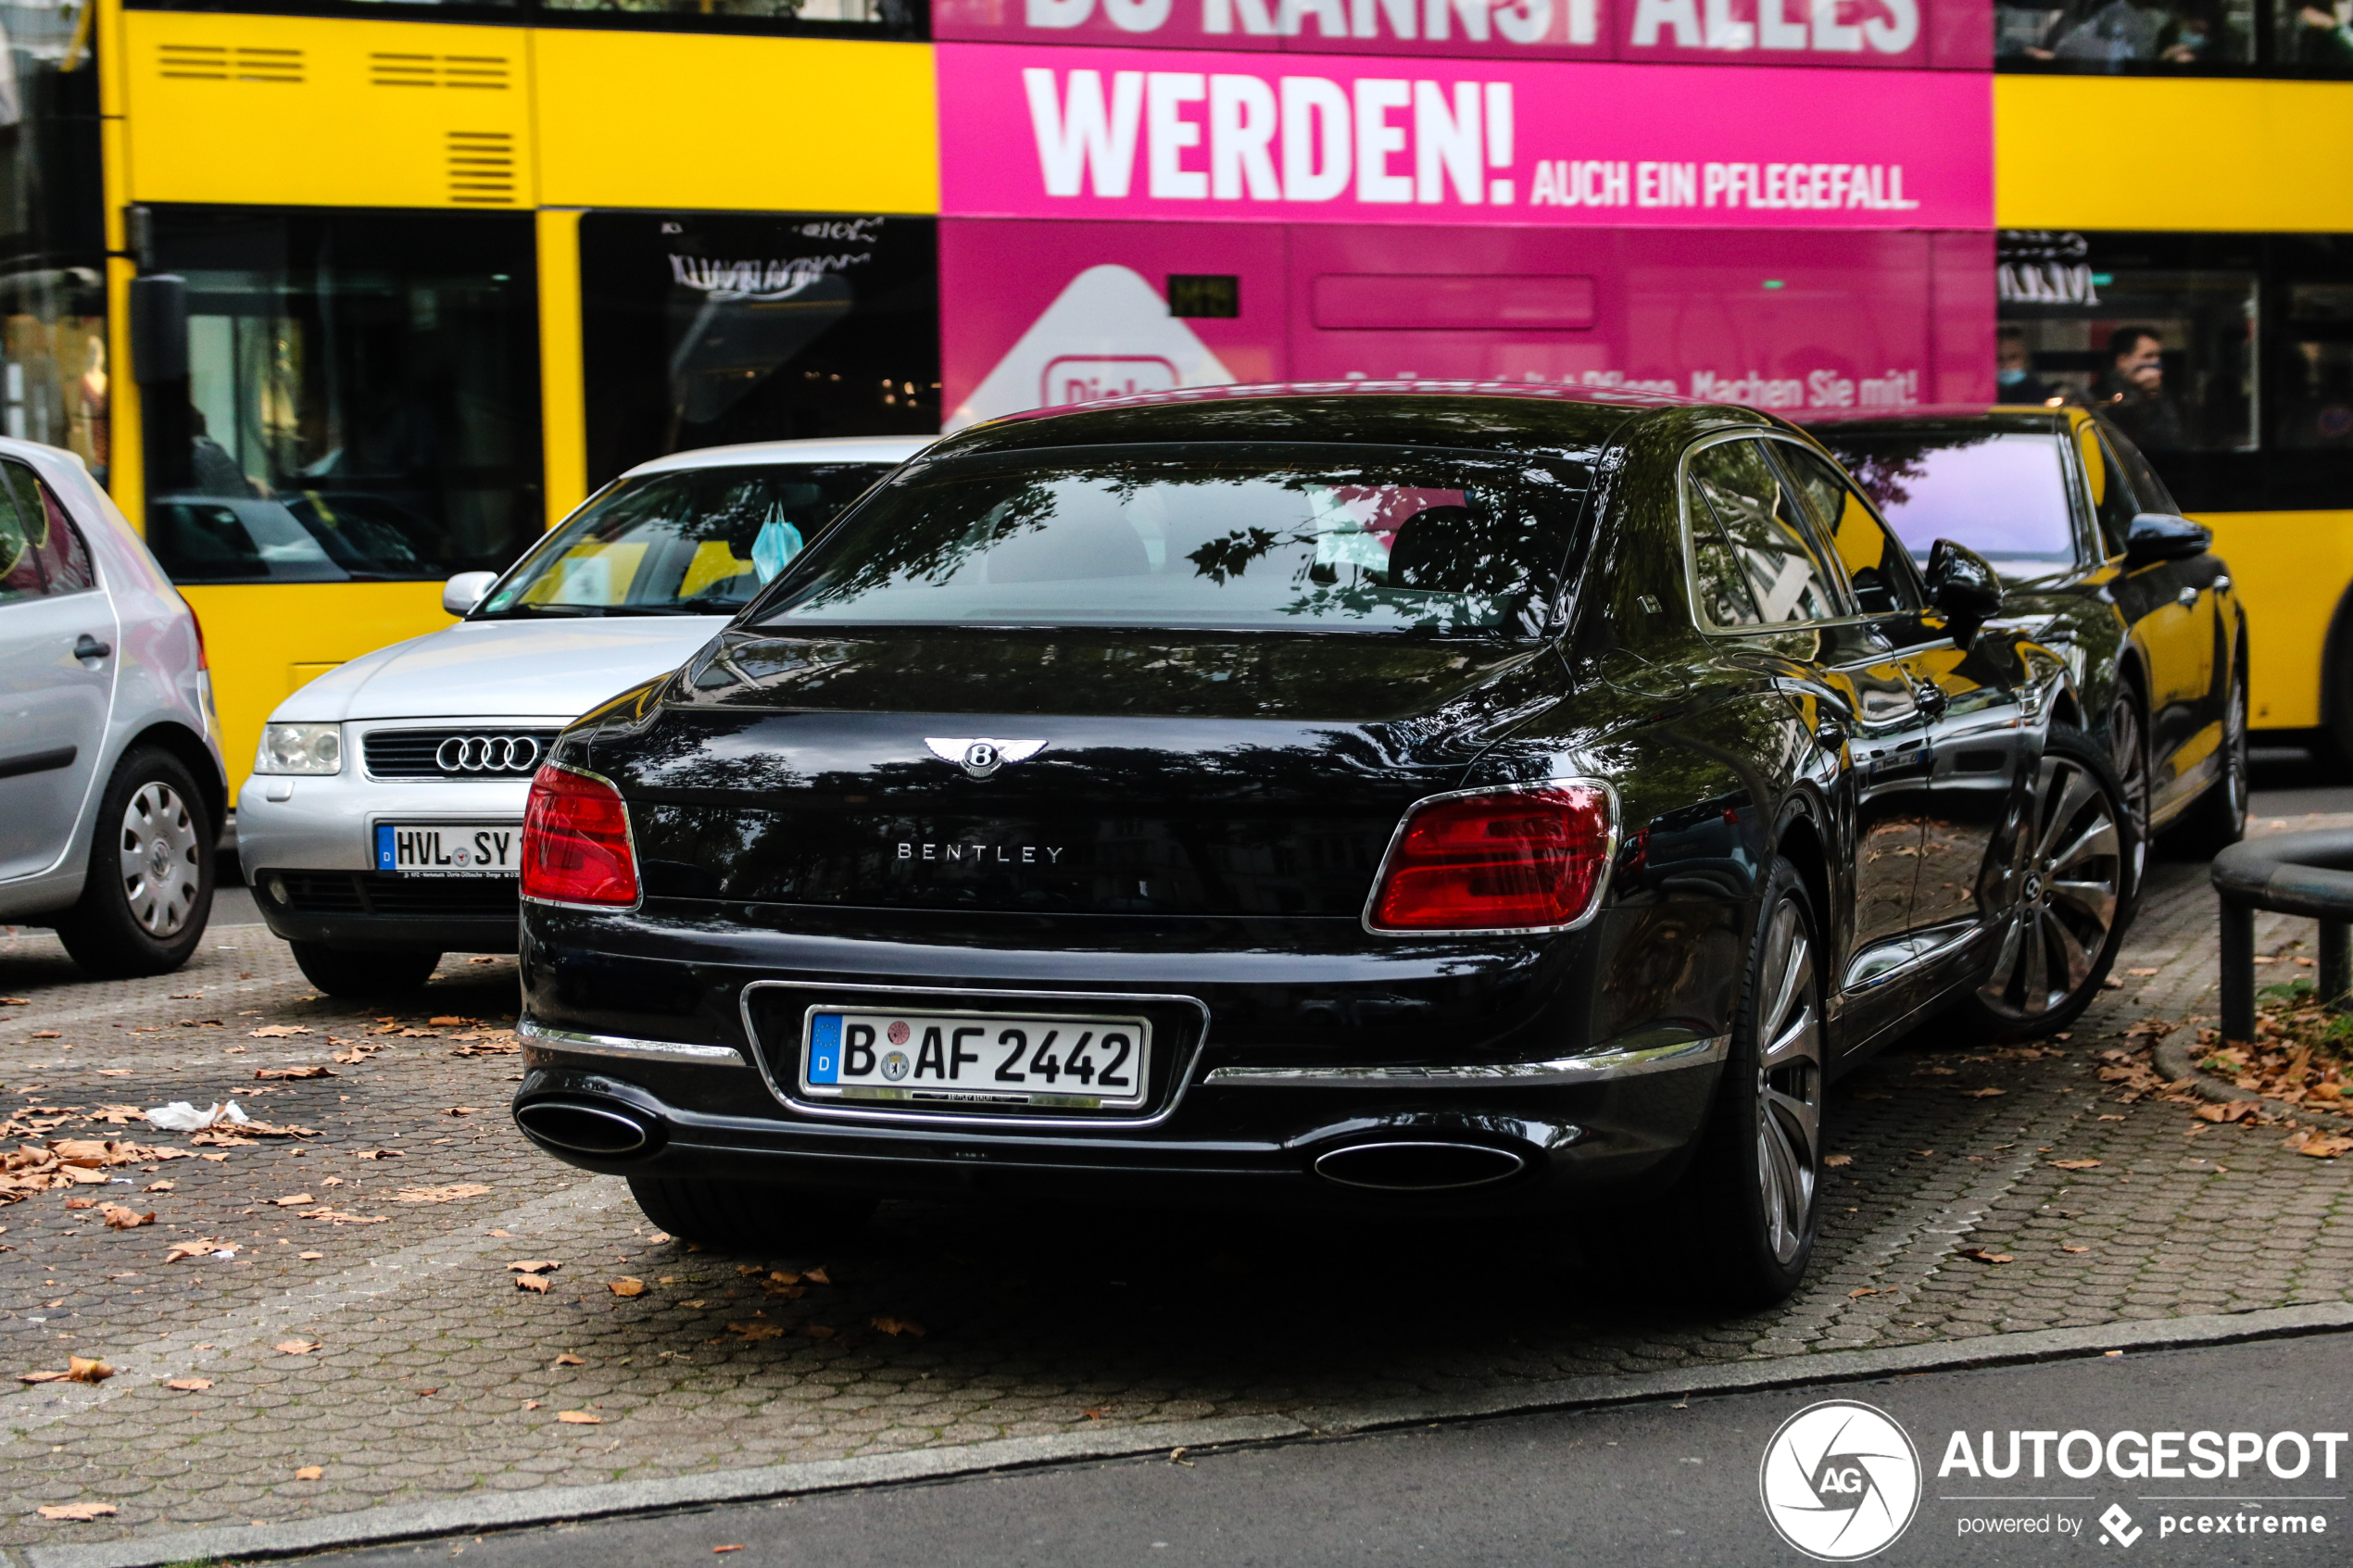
[1804,406,2247,860]
[510,386,2133,1305]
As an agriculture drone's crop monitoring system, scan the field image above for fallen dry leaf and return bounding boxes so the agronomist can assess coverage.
[551,1353,586,1367]
[1957,1248,2015,1265]
[298,1251,323,1261]
[273,1194,316,1207]
[100,1204,154,1229]
[728,1321,785,1340]
[274,1339,321,1356]
[2126,967,2159,977]
[608,1277,646,1298]
[246,1025,310,1038]
[395,1184,491,1204]
[2048,1159,2102,1170]
[353,1148,401,1160]
[1964,1087,2007,1098]
[508,1260,561,1273]
[2061,1245,2091,1254]
[164,1238,234,1262]
[19,1370,69,1383]
[515,1274,549,1294]
[2287,1130,2353,1159]
[870,1315,925,1336]
[1847,1287,1881,1298]
[557,1410,601,1424]
[2194,1100,2263,1124]
[164,1377,212,1391]
[804,1266,832,1286]
[36,1502,118,1521]
[445,1107,477,1117]
[255,1066,334,1081]
[295,1465,323,1481]
[145,1180,174,1193]
[714,1549,745,1556]
[95,1069,132,1077]
[428,1015,472,1026]
[67,1356,113,1383]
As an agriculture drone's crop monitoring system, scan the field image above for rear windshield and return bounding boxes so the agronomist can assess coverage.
[1808,431,2078,577]
[749,446,1589,636]
[475,462,892,619]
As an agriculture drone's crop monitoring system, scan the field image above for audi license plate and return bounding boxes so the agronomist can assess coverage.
[799,1006,1152,1110]
[375,822,522,878]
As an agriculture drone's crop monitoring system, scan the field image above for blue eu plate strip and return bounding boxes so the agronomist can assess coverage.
[374,824,396,871]
[807,1013,843,1084]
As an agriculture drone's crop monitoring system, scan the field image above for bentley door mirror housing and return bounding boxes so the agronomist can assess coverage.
[442,570,498,617]
[2123,511,2212,568]
[1926,538,2005,650]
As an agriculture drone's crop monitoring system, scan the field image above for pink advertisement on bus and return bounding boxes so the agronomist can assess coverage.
[931,0,1992,69]
[936,44,1993,230]
[940,218,1994,428]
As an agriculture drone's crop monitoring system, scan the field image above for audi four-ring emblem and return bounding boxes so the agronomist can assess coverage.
[435,734,544,773]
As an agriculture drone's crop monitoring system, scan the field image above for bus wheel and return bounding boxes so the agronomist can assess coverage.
[290,942,439,997]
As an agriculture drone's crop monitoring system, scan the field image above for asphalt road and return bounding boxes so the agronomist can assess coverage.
[308,1332,2353,1568]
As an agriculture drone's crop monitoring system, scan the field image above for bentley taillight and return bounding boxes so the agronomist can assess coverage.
[522,765,639,907]
[1367,784,1615,934]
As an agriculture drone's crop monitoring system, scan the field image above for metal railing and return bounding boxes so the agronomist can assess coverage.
[2211,829,2353,1043]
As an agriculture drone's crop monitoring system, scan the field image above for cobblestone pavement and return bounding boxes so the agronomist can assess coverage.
[2,818,2349,1550]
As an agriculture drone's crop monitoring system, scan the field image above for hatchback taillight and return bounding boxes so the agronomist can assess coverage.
[1367,784,1614,933]
[522,766,639,907]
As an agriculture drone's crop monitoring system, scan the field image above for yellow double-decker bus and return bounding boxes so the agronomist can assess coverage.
[0,0,941,793]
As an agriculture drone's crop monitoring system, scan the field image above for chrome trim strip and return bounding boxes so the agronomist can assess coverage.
[738,980,1212,1131]
[517,1018,747,1067]
[1202,1032,1730,1087]
[1839,921,1980,994]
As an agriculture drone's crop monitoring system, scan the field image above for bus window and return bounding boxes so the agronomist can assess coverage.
[139,208,541,584]
[1996,0,2254,66]
[580,212,940,488]
[1996,239,2257,457]
[2281,283,2353,451]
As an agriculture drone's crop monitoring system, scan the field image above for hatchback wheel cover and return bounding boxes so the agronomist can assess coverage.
[1978,755,2122,1020]
[1754,897,1822,1267]
[116,782,201,939]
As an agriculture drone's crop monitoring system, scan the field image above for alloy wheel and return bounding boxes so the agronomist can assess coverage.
[2220,672,2249,832]
[2108,695,2148,880]
[1753,897,1822,1267]
[1977,755,2124,1021]
[115,781,202,939]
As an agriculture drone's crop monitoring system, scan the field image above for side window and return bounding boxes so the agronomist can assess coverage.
[1686,439,1846,626]
[2098,420,2181,517]
[2081,423,2142,558]
[0,464,93,602]
[1687,478,1764,628]
[1773,444,1921,617]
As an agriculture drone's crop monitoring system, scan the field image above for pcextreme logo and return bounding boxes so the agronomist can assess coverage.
[1759,1399,1923,1561]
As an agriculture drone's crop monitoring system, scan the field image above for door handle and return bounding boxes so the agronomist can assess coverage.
[2177,586,2199,608]
[73,634,111,661]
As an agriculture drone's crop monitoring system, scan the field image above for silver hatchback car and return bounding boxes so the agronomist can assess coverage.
[0,438,228,975]
[236,436,927,997]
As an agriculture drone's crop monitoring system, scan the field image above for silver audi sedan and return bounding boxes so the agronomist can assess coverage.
[235,436,928,997]
[0,436,227,977]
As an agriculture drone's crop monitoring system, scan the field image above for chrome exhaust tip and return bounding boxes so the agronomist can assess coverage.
[513,1098,658,1158]
[1311,1140,1529,1192]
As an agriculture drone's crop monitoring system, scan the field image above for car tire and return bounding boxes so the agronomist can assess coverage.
[1957,724,2133,1039]
[289,942,440,997]
[2169,659,2249,859]
[1680,857,1825,1309]
[626,1176,877,1253]
[54,747,215,979]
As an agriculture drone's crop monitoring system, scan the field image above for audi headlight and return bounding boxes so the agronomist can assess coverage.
[256,722,345,776]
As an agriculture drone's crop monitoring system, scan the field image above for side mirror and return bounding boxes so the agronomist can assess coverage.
[1925,538,2004,650]
[2123,511,2211,567]
[442,571,497,617]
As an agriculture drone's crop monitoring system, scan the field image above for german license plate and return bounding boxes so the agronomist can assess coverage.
[374,822,521,878]
[799,1006,1152,1110]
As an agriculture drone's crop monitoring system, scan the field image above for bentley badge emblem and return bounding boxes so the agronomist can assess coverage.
[925,737,1047,779]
